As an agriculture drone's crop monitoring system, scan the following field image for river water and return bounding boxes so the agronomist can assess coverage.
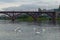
[0,20,60,40]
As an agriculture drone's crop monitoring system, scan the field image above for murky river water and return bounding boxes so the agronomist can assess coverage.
[0,20,60,40]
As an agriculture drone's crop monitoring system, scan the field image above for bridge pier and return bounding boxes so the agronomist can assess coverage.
[33,17,37,22]
[11,18,15,23]
[52,12,56,25]
[31,13,38,23]
[11,13,16,23]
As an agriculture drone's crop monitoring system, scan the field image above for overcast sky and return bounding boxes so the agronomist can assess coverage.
[0,0,60,10]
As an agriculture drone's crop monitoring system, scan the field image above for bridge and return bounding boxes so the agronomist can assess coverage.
[0,9,59,24]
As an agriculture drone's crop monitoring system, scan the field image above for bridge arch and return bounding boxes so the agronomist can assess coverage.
[14,13,37,21]
[0,14,11,17]
[0,13,11,20]
[38,13,53,19]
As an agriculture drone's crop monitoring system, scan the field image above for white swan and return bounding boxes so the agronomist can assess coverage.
[42,28,46,32]
[14,27,22,32]
[33,28,41,34]
[33,28,46,35]
[35,31,41,34]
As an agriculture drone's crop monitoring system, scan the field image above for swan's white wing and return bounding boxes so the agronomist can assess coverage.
[36,31,40,34]
[42,29,46,32]
[18,30,22,32]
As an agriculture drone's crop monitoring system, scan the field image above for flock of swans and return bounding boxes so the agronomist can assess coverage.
[14,27,46,35]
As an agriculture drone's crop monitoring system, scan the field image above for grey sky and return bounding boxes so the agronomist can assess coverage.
[0,0,60,10]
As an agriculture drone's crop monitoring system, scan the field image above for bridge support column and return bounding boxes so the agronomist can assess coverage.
[11,13,16,22]
[52,12,56,25]
[11,17,15,22]
[33,17,37,22]
[32,14,38,22]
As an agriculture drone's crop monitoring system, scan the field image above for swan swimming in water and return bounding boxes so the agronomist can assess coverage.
[33,28,46,35]
[42,28,46,32]
[33,28,41,34]
[14,27,22,33]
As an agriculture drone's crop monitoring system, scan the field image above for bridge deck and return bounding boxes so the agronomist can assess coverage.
[0,11,55,13]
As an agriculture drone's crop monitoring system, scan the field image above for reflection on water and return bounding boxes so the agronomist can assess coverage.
[0,20,60,40]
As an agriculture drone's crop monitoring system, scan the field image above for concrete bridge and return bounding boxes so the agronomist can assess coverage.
[0,10,59,24]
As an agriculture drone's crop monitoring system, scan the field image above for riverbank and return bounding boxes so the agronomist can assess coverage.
[0,16,60,22]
